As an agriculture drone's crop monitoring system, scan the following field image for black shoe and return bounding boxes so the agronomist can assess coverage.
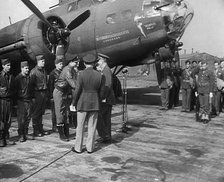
[33,132,43,137]
[19,136,26,142]
[181,109,186,112]
[71,147,82,154]
[6,139,16,145]
[203,119,209,124]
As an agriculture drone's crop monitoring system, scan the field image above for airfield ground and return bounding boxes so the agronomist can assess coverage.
[1,76,224,182]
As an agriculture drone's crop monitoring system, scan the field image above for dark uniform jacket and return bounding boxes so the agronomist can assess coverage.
[101,65,116,105]
[198,69,215,94]
[55,65,77,94]
[0,70,15,99]
[48,68,61,98]
[29,66,48,92]
[181,68,193,89]
[171,68,181,88]
[73,67,105,111]
[15,73,31,101]
[160,68,172,89]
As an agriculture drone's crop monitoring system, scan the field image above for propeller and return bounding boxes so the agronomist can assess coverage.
[21,0,90,56]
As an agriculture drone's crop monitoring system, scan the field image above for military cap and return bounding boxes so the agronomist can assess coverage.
[98,53,110,60]
[1,58,10,65]
[83,54,97,64]
[21,61,28,68]
[36,55,45,61]
[55,56,64,65]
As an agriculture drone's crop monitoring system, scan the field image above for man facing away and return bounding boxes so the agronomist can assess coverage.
[0,58,15,147]
[15,61,33,142]
[72,54,105,153]
[53,56,79,141]
[29,55,49,137]
[48,57,64,132]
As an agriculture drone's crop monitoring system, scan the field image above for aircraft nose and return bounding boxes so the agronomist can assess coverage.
[162,0,194,40]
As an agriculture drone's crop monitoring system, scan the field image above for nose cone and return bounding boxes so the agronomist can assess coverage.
[161,0,194,40]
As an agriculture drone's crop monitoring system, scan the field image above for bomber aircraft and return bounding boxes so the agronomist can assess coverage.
[0,0,194,81]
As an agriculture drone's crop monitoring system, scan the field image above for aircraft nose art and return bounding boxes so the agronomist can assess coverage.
[161,0,194,40]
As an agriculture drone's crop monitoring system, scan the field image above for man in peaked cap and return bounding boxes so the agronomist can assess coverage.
[72,53,105,153]
[29,55,49,137]
[15,61,33,142]
[48,56,64,132]
[0,58,16,147]
[53,55,79,142]
[96,53,116,143]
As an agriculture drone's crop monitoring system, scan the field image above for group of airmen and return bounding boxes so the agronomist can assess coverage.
[0,53,117,154]
[160,58,224,124]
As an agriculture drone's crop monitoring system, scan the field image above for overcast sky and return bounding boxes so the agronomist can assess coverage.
[0,0,224,57]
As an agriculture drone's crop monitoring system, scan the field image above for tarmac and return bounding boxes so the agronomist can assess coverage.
[1,84,224,182]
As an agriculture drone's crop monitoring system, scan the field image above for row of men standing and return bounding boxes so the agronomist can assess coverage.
[159,59,222,123]
[0,53,116,153]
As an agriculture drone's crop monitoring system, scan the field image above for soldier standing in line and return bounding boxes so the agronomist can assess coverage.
[159,62,172,110]
[15,61,33,142]
[48,57,64,132]
[169,61,181,108]
[181,60,193,112]
[53,56,79,142]
[0,58,15,147]
[219,60,224,111]
[190,60,198,111]
[197,60,215,123]
[96,53,116,143]
[72,54,105,153]
[213,61,222,116]
[29,55,49,137]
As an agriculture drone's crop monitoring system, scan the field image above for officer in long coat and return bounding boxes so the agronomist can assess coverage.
[15,61,32,142]
[96,53,116,143]
[29,55,49,137]
[197,60,215,123]
[0,58,15,147]
[72,54,105,153]
[53,56,79,141]
[48,57,64,132]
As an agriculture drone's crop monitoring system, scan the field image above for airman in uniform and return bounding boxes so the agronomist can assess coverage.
[212,61,222,116]
[48,57,64,132]
[197,60,215,123]
[181,60,193,112]
[53,56,79,141]
[159,62,172,110]
[15,61,32,142]
[29,55,49,137]
[96,53,116,143]
[72,54,105,153]
[0,58,15,147]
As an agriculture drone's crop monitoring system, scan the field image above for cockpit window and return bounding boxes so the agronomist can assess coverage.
[67,2,78,12]
[121,10,132,21]
[106,14,116,24]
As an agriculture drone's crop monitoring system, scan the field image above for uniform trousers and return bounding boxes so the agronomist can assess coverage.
[0,99,12,139]
[75,111,98,153]
[199,93,209,115]
[182,88,192,111]
[97,103,112,139]
[50,100,57,127]
[53,89,69,125]
[160,88,170,109]
[31,91,47,133]
[17,100,31,134]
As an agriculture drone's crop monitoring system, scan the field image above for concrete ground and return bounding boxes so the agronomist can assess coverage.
[1,81,224,182]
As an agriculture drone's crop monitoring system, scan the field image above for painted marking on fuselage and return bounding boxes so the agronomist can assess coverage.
[96,30,130,43]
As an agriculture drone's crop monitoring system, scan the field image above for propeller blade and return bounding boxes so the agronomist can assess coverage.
[67,10,90,31]
[21,0,57,31]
